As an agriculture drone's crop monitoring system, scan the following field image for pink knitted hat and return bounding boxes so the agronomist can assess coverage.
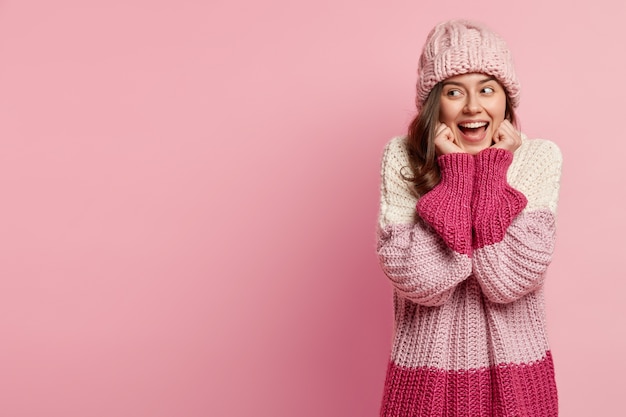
[416,20,520,110]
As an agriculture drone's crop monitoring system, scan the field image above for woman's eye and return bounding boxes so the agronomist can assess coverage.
[446,89,462,97]
[482,87,495,94]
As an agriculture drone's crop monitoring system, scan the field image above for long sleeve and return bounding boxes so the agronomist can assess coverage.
[416,152,474,256]
[377,137,472,306]
[471,140,562,303]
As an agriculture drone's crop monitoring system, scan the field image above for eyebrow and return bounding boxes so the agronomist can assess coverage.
[442,76,497,87]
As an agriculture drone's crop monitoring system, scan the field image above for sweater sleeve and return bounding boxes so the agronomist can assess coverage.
[416,152,475,256]
[377,137,472,306]
[471,141,562,303]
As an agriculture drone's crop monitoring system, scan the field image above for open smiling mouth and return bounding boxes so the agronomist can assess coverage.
[458,121,489,141]
[458,121,489,133]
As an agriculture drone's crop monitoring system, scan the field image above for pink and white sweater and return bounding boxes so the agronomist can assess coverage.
[377,136,562,417]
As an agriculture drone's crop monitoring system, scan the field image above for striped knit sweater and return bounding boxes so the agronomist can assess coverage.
[377,135,562,417]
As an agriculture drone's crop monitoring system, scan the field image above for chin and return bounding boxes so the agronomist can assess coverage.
[460,142,491,155]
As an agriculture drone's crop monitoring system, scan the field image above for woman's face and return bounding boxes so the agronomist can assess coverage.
[439,73,507,155]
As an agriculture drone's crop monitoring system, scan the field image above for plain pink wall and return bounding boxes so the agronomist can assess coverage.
[1,1,624,416]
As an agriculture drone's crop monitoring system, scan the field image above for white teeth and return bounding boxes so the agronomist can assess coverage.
[459,121,487,128]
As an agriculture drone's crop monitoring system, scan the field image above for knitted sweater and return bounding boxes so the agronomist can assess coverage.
[377,135,562,417]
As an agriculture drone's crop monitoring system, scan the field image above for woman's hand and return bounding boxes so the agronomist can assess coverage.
[434,123,464,155]
[491,120,522,153]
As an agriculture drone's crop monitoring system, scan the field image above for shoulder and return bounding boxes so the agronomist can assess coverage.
[381,136,410,170]
[509,135,562,212]
[379,136,418,226]
[380,136,413,184]
[512,136,562,170]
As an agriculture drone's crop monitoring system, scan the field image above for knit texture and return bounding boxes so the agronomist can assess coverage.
[377,136,562,416]
[416,153,474,256]
[416,20,520,110]
[472,148,528,249]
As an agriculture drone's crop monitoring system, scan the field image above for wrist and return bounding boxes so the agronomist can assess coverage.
[437,152,475,189]
[474,148,513,186]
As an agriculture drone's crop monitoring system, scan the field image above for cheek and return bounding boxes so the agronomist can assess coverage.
[490,100,507,124]
[438,104,458,124]
[500,99,507,119]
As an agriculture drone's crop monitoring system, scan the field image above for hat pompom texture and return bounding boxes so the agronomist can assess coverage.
[416,20,520,110]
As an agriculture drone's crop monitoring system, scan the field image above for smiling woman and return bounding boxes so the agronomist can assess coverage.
[439,74,508,155]
[377,20,562,417]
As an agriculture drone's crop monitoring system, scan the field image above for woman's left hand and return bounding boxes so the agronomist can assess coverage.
[491,120,522,153]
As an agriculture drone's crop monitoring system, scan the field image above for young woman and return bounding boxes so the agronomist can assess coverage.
[377,20,562,416]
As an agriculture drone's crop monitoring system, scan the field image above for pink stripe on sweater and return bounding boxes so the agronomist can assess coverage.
[378,223,472,306]
[391,279,550,370]
[380,351,558,417]
[473,209,556,304]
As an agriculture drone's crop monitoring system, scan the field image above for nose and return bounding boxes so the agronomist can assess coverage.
[463,93,482,114]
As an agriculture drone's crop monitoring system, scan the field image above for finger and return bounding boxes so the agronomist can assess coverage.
[434,138,463,155]
[435,123,448,137]
[435,125,455,144]
[492,127,503,143]
[500,123,521,147]
[498,120,517,138]
[498,121,517,139]
[499,119,513,130]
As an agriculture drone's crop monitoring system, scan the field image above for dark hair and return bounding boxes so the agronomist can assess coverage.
[403,82,518,197]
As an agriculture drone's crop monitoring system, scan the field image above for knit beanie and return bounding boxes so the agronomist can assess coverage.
[416,20,520,111]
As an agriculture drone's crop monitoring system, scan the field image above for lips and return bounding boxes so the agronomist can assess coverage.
[458,121,489,142]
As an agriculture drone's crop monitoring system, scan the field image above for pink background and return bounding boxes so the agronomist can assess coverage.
[1,1,624,416]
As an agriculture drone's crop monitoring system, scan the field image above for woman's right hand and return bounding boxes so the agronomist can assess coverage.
[434,123,464,155]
